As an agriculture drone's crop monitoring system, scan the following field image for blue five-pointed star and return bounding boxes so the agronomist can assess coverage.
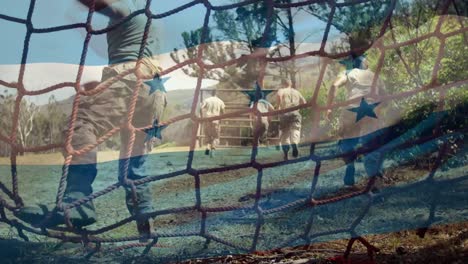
[241,82,275,104]
[144,119,167,142]
[145,76,170,94]
[348,98,380,122]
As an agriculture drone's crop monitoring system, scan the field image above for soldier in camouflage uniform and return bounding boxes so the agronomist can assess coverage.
[276,79,307,161]
[17,0,165,241]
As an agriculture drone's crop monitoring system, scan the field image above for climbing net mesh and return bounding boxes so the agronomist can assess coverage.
[0,0,466,259]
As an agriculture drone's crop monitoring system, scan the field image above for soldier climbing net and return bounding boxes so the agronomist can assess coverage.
[0,0,466,260]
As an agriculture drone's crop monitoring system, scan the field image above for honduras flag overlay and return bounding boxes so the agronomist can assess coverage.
[0,0,466,262]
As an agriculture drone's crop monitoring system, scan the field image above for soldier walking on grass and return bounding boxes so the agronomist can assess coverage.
[276,78,307,161]
[250,94,275,146]
[16,0,166,242]
[200,90,225,157]
[326,56,385,186]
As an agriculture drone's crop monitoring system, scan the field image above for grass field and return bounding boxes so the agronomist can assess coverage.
[0,142,467,263]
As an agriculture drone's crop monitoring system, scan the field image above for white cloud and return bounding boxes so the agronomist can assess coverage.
[0,52,219,105]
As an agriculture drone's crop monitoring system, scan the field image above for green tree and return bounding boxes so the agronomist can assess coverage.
[367,5,467,113]
[45,95,67,146]
[171,1,285,89]
[302,0,393,54]
[0,92,14,156]
[0,94,37,155]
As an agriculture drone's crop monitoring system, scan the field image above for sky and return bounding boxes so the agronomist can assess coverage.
[0,0,340,104]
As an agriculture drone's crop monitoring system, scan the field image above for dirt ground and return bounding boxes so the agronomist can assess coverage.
[173,222,468,264]
[0,222,466,263]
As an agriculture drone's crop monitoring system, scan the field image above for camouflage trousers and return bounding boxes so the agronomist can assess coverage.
[337,104,385,185]
[253,117,269,145]
[63,66,166,218]
[204,121,220,149]
[338,104,382,164]
[279,112,302,146]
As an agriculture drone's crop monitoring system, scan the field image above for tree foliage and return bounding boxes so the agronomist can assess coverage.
[309,0,467,140]
[0,93,67,156]
[171,0,308,89]
[303,0,393,54]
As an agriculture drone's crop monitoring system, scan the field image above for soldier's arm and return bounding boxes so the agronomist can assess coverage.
[376,78,386,97]
[276,92,282,109]
[268,102,275,112]
[299,92,307,105]
[77,0,131,18]
[327,74,347,106]
[267,102,275,122]
[326,74,347,119]
[374,78,386,118]
[220,101,226,115]
[200,101,206,117]
[249,103,255,127]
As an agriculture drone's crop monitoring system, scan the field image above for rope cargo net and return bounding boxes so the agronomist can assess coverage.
[0,0,466,260]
